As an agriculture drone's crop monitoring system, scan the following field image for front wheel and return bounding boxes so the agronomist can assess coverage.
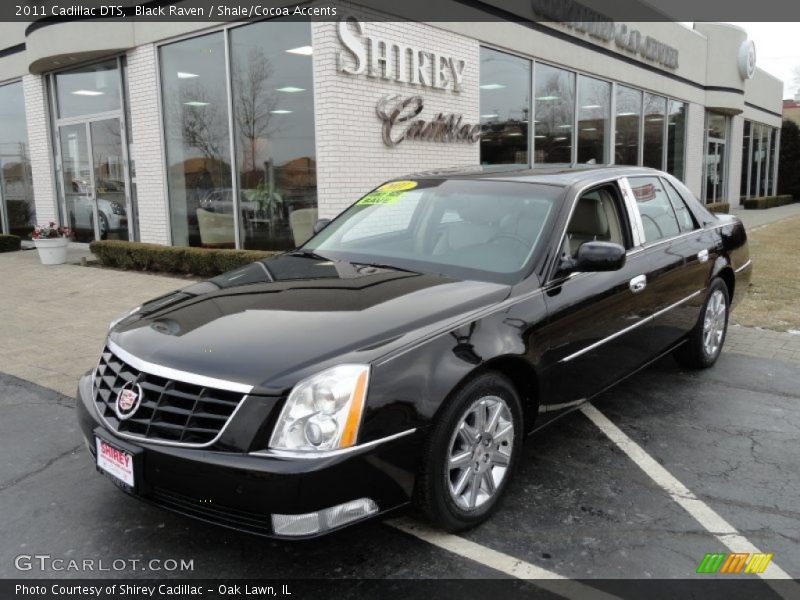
[414,372,523,532]
[674,278,729,369]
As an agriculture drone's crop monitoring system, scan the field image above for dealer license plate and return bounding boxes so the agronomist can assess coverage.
[95,436,135,489]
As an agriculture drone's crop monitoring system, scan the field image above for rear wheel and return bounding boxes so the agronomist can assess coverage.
[674,278,729,369]
[415,372,523,532]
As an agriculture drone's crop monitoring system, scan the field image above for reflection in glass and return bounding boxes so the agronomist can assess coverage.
[479,48,530,166]
[231,21,317,250]
[642,93,666,169]
[705,140,725,203]
[767,125,777,196]
[750,122,762,198]
[666,100,685,180]
[759,126,771,196]
[0,82,35,236]
[55,59,121,119]
[740,120,751,198]
[91,119,129,240]
[59,123,94,241]
[534,64,575,164]
[576,75,610,164]
[705,112,728,203]
[615,85,641,166]
[161,33,234,247]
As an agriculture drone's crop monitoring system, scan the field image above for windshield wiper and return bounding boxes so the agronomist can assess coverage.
[286,249,331,261]
[353,261,418,274]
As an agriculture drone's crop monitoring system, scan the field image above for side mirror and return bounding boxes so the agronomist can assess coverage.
[562,241,626,273]
[313,218,331,234]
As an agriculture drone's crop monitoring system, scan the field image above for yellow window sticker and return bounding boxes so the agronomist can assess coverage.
[358,180,418,205]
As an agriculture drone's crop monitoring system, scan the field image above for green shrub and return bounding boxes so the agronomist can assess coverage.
[706,202,729,214]
[90,240,278,277]
[743,195,794,210]
[0,234,21,253]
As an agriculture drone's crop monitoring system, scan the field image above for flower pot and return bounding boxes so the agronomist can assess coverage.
[33,237,69,265]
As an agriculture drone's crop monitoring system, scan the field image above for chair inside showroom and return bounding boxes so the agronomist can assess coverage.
[565,190,622,256]
[196,208,235,248]
[290,208,318,246]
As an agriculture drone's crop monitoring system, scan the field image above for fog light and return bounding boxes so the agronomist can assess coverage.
[271,498,379,537]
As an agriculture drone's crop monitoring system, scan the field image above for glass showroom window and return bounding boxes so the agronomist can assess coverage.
[740,120,751,199]
[230,21,317,250]
[614,85,641,166]
[479,48,531,166]
[534,64,575,164]
[642,93,666,169]
[576,75,610,164]
[0,81,35,236]
[666,100,686,180]
[54,59,122,119]
[161,32,234,248]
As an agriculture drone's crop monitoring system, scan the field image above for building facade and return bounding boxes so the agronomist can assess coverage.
[0,11,785,248]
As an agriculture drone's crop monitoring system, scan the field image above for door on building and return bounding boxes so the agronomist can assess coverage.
[703,112,728,205]
[704,140,726,204]
[51,58,136,242]
[58,119,129,242]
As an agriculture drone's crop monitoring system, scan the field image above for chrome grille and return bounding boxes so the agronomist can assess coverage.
[93,347,244,446]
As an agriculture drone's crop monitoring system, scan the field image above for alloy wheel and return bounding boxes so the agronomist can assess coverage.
[703,289,727,358]
[446,395,514,511]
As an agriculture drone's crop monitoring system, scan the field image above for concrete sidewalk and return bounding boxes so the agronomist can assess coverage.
[730,201,800,230]
[0,246,185,396]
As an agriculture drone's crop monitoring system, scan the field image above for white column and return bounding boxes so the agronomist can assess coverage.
[22,74,58,226]
[683,102,706,200]
[126,44,171,245]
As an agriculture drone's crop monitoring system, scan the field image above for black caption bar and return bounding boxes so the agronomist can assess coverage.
[5,0,800,23]
[2,579,797,600]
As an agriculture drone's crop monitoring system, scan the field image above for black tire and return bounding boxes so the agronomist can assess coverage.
[673,277,730,369]
[99,213,109,240]
[414,372,523,532]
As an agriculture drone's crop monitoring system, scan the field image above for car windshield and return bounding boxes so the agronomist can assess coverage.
[303,178,563,283]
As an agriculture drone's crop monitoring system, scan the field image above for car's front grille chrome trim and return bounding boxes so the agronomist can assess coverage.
[107,339,253,394]
[92,344,250,449]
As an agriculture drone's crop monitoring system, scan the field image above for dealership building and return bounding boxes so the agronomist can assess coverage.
[0,5,785,249]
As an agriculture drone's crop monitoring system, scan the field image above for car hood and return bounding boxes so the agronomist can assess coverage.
[109,255,511,393]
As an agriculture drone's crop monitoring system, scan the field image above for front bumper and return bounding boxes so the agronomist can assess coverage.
[76,374,420,538]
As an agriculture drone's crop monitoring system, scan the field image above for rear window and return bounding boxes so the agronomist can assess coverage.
[628,176,681,244]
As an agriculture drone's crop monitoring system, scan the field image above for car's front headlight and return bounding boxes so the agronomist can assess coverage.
[269,365,370,452]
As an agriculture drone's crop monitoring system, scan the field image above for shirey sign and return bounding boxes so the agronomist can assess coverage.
[336,16,481,147]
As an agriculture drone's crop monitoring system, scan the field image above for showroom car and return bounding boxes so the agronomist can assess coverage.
[76,166,752,538]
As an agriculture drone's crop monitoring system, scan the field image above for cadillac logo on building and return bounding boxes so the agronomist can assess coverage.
[376,95,481,147]
[115,382,143,421]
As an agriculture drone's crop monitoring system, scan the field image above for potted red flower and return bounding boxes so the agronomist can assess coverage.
[31,222,72,265]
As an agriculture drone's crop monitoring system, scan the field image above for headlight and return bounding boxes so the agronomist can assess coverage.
[109,201,126,215]
[108,306,141,331]
[269,365,370,452]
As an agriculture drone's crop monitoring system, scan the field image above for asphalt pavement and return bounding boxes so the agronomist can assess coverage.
[1,350,798,589]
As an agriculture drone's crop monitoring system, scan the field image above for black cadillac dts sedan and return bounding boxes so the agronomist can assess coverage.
[77,166,752,537]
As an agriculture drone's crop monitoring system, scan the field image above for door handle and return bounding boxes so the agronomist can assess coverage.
[629,274,647,293]
[697,249,709,263]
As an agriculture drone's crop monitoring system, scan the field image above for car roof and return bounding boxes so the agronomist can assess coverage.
[406,165,667,187]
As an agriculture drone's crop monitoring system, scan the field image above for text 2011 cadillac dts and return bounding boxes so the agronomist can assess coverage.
[76,166,752,538]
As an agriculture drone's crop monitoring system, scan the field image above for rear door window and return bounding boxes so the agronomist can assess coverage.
[627,176,681,244]
[661,178,698,232]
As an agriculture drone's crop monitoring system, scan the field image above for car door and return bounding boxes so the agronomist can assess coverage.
[537,181,658,418]
[621,176,710,351]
